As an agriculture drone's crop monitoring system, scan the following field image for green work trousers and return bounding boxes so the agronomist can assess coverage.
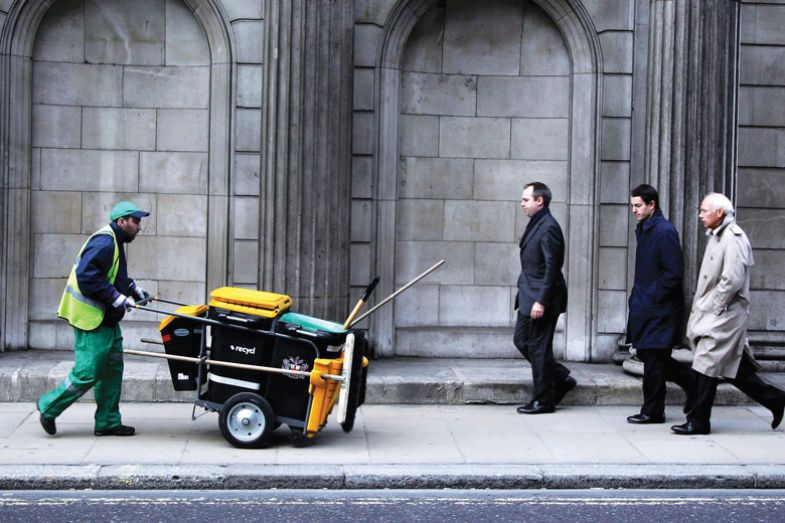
[37,324,124,432]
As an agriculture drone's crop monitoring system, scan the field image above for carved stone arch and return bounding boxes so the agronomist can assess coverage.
[0,0,235,350]
[370,0,602,360]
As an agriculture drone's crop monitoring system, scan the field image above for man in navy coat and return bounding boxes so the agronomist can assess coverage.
[626,184,694,424]
[514,182,575,414]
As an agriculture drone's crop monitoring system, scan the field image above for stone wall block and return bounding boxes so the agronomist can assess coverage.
[222,0,263,21]
[439,285,510,327]
[157,280,207,305]
[395,241,474,285]
[354,24,383,67]
[598,247,627,290]
[599,32,634,73]
[40,149,139,192]
[158,194,208,237]
[232,20,265,63]
[33,62,122,106]
[750,251,785,290]
[474,242,518,285]
[510,119,569,160]
[82,108,156,151]
[395,329,519,358]
[139,152,208,194]
[85,0,165,66]
[355,0,396,25]
[401,72,477,116]
[738,168,785,209]
[738,129,782,167]
[741,4,785,45]
[749,291,785,331]
[443,200,515,242]
[399,114,439,157]
[598,204,628,247]
[398,157,473,199]
[124,66,209,108]
[396,199,444,241]
[33,0,84,62]
[31,191,82,234]
[81,192,157,235]
[237,65,263,108]
[737,208,785,249]
[352,156,373,199]
[165,0,210,65]
[29,278,66,321]
[739,45,785,86]
[236,108,262,152]
[597,290,627,333]
[394,285,440,327]
[353,112,375,155]
[599,161,630,203]
[478,76,570,118]
[474,160,567,201]
[443,0,522,75]
[232,240,258,284]
[350,243,372,286]
[602,75,633,117]
[520,1,570,75]
[440,117,511,159]
[353,68,375,111]
[351,200,373,242]
[583,0,634,32]
[32,104,81,148]
[32,234,87,278]
[157,109,209,152]
[401,3,444,73]
[231,196,259,240]
[234,153,261,196]
[28,322,58,350]
[129,236,206,282]
[600,117,631,161]
[738,87,785,127]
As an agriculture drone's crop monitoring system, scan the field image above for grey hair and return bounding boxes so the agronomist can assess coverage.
[704,192,735,218]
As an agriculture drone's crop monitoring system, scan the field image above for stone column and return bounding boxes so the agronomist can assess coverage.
[643,0,740,301]
[259,1,354,321]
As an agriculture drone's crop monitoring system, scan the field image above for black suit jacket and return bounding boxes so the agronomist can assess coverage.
[516,208,568,316]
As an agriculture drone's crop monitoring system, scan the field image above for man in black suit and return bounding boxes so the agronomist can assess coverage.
[514,181,575,414]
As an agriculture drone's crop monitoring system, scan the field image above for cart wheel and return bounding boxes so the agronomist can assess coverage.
[341,332,366,433]
[219,392,274,449]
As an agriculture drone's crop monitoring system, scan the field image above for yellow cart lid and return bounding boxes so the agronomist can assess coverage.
[158,304,207,331]
[209,287,292,318]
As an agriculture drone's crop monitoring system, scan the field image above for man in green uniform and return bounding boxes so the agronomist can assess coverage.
[36,201,151,436]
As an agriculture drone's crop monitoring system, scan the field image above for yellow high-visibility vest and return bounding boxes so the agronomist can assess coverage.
[57,225,120,331]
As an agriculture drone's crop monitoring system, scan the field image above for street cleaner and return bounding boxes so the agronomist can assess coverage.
[36,201,151,437]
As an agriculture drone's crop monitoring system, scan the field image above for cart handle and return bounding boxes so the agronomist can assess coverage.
[124,348,345,382]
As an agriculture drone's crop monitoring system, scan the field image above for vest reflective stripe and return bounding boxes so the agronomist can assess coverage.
[57,225,120,331]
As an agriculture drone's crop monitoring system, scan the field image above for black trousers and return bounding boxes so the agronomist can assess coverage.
[636,348,695,418]
[514,310,571,407]
[689,352,785,427]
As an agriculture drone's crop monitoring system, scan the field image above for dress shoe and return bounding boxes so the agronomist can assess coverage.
[553,376,577,406]
[626,413,665,424]
[36,402,56,435]
[516,401,555,414]
[671,420,710,435]
[771,403,784,430]
[94,424,136,436]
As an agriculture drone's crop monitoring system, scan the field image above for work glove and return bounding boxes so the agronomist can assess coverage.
[112,294,136,310]
[131,283,152,302]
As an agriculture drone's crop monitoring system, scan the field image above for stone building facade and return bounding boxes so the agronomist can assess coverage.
[1,0,782,363]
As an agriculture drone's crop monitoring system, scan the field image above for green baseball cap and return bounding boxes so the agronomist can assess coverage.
[110,201,150,221]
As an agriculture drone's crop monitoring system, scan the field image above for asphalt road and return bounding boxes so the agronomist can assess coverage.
[2,489,785,522]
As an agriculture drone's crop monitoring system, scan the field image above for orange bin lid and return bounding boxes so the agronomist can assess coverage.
[208,287,292,318]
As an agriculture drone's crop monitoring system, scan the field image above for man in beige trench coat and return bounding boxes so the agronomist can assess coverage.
[671,193,785,435]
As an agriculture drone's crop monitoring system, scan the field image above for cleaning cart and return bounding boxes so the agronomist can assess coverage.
[132,286,368,448]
